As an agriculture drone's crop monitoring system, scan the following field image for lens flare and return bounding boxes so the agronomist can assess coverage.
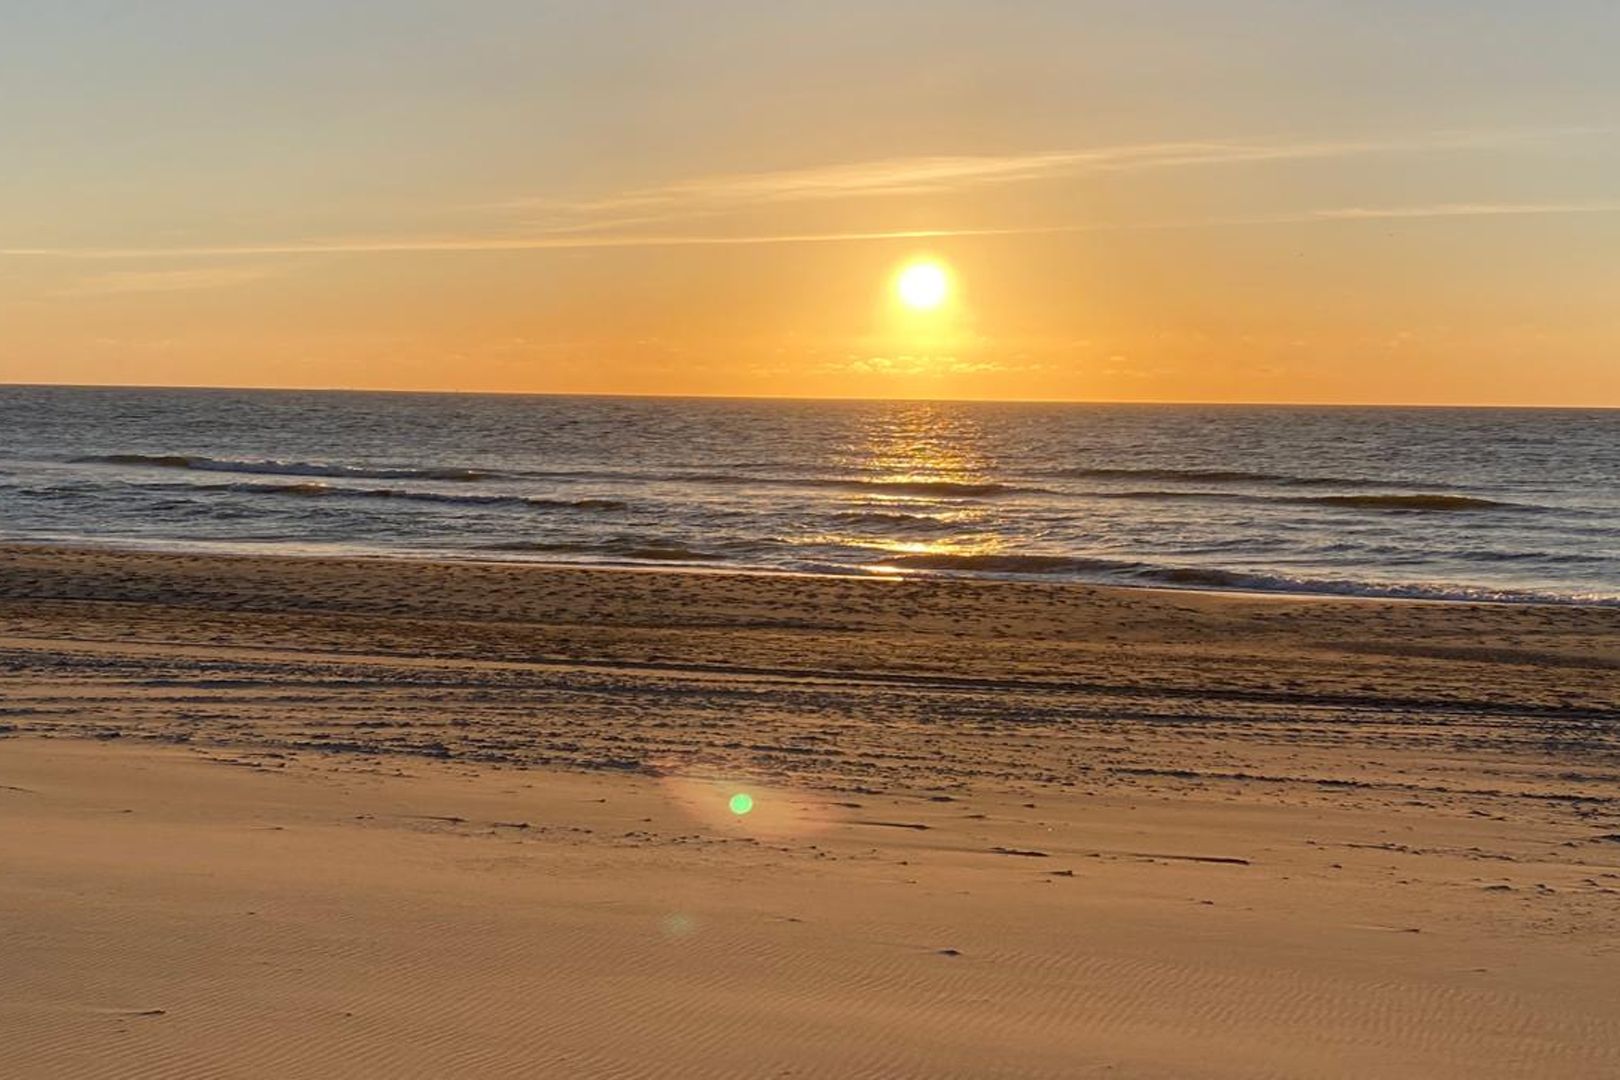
[659,772,839,841]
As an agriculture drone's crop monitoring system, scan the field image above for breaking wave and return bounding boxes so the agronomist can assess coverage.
[620,473,1043,497]
[871,552,1146,575]
[865,551,1616,604]
[508,467,1045,497]
[1091,490,1534,512]
[148,480,625,512]
[1123,565,1618,605]
[80,453,500,483]
[1039,465,1379,486]
[1302,494,1522,512]
[804,477,1038,497]
[478,539,724,562]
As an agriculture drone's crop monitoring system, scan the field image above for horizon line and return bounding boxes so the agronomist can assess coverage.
[3,380,1614,411]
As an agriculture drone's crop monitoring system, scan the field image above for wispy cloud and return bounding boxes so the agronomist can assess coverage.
[54,264,283,295]
[514,142,1320,215]
[6,198,1619,263]
[1304,201,1620,221]
[508,127,1606,222]
[2,228,979,260]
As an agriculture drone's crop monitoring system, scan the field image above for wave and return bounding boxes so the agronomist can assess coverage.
[671,473,1039,497]
[512,466,1044,498]
[1040,465,1385,487]
[1045,466,1291,483]
[151,480,625,512]
[829,510,963,532]
[815,477,1035,497]
[1123,565,1617,605]
[79,453,500,483]
[1038,465,1501,494]
[84,456,1510,510]
[1301,494,1520,512]
[864,550,1616,604]
[248,482,332,497]
[1450,548,1609,565]
[87,455,1504,509]
[871,552,1145,575]
[478,539,723,562]
[1093,490,1531,512]
[1097,489,1242,501]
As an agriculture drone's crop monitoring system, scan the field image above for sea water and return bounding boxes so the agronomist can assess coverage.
[2,385,1615,604]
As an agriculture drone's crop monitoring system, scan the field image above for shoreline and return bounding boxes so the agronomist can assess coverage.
[3,535,1613,609]
[3,541,1615,727]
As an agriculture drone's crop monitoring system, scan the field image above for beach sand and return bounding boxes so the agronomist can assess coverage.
[1,545,1617,1078]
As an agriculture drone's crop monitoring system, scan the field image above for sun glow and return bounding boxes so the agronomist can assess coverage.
[895,260,951,310]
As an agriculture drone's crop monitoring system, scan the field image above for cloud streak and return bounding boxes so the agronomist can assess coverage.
[508,127,1607,220]
[4,126,1611,264]
[515,141,1347,215]
[1305,201,1620,220]
[3,125,1612,265]
[6,200,1620,262]
[54,265,283,296]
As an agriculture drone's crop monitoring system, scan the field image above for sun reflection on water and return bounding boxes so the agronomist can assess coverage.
[822,402,1009,569]
[843,401,990,482]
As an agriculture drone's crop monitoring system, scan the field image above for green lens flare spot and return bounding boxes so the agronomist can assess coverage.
[728,792,754,816]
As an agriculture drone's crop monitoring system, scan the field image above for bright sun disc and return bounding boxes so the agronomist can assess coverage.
[896,261,950,310]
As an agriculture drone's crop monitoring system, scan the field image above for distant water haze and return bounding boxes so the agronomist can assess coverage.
[1,386,1615,605]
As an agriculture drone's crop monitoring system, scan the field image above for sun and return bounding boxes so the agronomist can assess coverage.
[895,260,951,311]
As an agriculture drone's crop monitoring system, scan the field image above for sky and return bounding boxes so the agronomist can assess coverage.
[3,1,1619,405]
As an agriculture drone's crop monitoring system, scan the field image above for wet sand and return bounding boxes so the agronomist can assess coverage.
[1,545,1617,1078]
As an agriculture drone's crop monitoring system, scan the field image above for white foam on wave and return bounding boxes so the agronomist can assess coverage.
[81,453,498,483]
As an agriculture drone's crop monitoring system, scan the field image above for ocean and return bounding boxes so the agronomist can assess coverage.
[1,385,1615,605]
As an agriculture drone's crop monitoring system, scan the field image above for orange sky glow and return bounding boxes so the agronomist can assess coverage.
[3,3,1618,406]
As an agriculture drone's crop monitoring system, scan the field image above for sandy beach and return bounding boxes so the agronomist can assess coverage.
[2,544,1617,1078]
